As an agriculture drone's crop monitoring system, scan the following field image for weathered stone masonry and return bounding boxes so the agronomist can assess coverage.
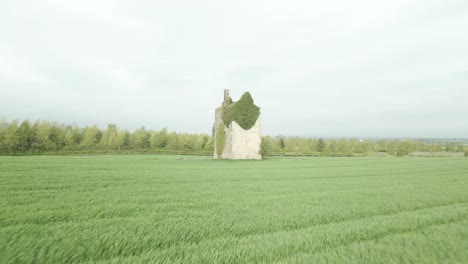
[213,89,262,160]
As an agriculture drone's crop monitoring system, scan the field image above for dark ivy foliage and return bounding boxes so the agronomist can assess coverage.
[221,92,260,130]
[216,123,226,158]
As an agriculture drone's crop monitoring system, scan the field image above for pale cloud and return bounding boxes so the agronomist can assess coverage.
[0,51,54,85]
[0,0,467,137]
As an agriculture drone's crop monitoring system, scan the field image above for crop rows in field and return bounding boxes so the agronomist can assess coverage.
[1,155,467,263]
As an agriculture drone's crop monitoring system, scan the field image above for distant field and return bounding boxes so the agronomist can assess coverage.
[409,151,465,157]
[1,155,467,263]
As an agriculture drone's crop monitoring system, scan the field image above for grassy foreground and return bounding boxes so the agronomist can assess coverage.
[1,155,467,263]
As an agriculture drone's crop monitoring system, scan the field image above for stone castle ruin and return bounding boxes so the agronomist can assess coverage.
[213,89,262,160]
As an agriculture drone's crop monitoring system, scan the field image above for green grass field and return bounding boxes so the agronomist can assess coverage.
[1,155,467,263]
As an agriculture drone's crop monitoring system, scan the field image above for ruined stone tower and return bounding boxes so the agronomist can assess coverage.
[214,89,262,160]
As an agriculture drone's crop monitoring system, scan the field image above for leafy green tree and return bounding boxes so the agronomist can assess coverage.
[283,136,304,153]
[337,138,351,156]
[115,130,130,150]
[151,128,168,149]
[188,134,207,152]
[132,127,150,149]
[63,125,82,149]
[355,140,372,154]
[179,133,194,150]
[31,121,53,151]
[260,136,273,158]
[324,139,337,156]
[49,125,65,151]
[387,140,400,155]
[2,120,19,154]
[17,120,32,153]
[278,138,285,150]
[316,138,326,153]
[166,132,180,150]
[100,124,120,149]
[204,136,214,152]
[81,125,102,149]
[429,143,443,153]
[149,131,159,150]
[375,139,387,152]
[63,129,76,149]
[445,143,456,152]
[199,135,210,150]
[0,119,7,153]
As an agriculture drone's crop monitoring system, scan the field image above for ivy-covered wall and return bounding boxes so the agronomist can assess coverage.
[215,123,226,158]
[221,92,260,130]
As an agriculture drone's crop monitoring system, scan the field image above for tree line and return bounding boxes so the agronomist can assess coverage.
[0,119,213,155]
[261,136,467,157]
[0,118,466,156]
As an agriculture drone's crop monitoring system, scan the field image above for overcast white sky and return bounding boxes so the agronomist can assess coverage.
[1,0,467,138]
